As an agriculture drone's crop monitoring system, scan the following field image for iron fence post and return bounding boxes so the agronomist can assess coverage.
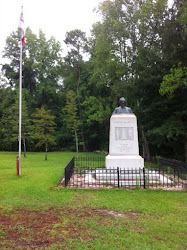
[117,167,120,188]
[143,168,146,189]
[73,157,75,168]
[65,167,67,187]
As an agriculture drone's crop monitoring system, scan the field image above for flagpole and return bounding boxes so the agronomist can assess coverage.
[19,32,23,176]
[18,5,24,176]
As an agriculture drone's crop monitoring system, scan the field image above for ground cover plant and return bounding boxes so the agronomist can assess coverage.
[0,152,186,249]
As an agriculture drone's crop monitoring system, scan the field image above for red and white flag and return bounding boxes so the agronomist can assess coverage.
[19,7,25,46]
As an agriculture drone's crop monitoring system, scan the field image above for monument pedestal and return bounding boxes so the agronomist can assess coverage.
[106,155,144,169]
[106,114,144,169]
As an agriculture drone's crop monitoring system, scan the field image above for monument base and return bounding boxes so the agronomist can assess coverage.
[105,155,144,170]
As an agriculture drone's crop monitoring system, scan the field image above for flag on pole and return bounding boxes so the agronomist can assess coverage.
[19,7,25,46]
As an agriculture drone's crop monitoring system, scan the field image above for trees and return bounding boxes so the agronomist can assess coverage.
[0,1,186,161]
[159,63,187,161]
[63,29,89,151]
[0,87,30,153]
[2,29,21,88]
[32,107,56,160]
[82,96,111,151]
[63,90,81,156]
[2,28,64,110]
[1,27,64,153]
[160,63,187,98]
[9,90,31,157]
[33,30,63,110]
[64,29,87,96]
[88,0,187,160]
[0,85,17,151]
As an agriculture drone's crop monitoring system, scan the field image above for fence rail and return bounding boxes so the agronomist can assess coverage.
[61,156,187,189]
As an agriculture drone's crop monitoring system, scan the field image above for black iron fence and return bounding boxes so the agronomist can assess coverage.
[74,156,105,168]
[64,157,75,187]
[61,156,187,189]
[157,157,186,172]
[145,156,186,171]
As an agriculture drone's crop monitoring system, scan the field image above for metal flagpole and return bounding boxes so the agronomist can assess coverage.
[18,31,23,176]
[18,5,24,176]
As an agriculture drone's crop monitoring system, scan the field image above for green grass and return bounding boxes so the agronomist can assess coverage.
[0,151,187,249]
[0,151,99,210]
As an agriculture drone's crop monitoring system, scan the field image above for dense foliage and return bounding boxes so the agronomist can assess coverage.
[0,0,186,161]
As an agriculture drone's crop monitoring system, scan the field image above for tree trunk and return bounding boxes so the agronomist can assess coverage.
[141,127,151,161]
[76,57,87,152]
[185,139,187,163]
[75,130,79,158]
[45,142,48,160]
[23,135,26,158]
[81,133,87,152]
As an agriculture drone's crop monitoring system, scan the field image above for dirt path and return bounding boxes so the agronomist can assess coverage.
[0,207,139,249]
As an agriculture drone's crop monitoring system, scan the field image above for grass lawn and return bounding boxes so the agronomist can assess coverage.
[0,151,186,249]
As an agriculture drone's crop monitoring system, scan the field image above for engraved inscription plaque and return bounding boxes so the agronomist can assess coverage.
[115,127,134,140]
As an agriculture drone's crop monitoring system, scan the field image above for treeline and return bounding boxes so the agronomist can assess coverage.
[0,0,186,161]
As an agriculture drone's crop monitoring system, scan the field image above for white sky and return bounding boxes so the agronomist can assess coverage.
[0,0,102,62]
[0,0,173,64]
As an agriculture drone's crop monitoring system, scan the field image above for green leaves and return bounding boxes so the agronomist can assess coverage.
[63,91,80,128]
[0,1,186,160]
[160,63,187,98]
[32,107,56,150]
[63,90,81,154]
[148,117,186,140]
[82,96,111,126]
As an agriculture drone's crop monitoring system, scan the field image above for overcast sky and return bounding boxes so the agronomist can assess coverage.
[0,0,173,64]
[0,0,102,62]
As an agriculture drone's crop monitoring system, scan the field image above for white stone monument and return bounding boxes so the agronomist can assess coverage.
[105,114,144,169]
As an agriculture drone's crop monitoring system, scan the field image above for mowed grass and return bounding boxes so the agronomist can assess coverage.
[0,151,186,249]
[0,151,98,210]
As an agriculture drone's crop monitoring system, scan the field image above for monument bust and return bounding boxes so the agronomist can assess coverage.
[113,97,133,114]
